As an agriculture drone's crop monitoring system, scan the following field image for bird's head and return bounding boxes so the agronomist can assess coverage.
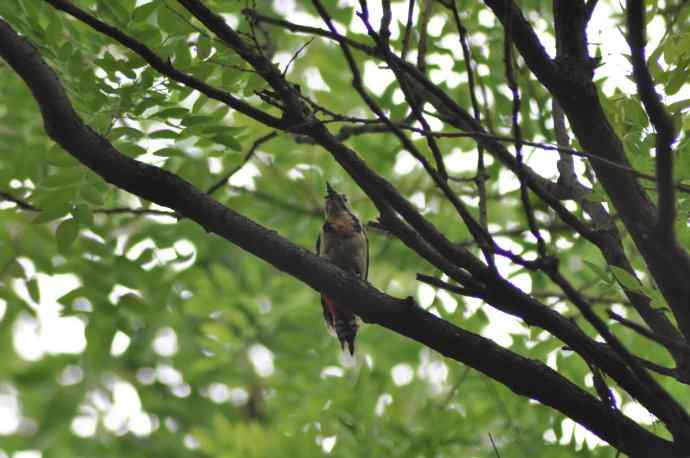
[324,182,352,218]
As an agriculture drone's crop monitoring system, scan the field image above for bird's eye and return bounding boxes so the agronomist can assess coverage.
[342,195,348,202]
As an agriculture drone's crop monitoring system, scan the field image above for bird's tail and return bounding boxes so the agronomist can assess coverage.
[334,314,358,355]
[322,296,359,355]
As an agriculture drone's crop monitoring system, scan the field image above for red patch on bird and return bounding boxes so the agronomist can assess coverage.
[324,296,338,326]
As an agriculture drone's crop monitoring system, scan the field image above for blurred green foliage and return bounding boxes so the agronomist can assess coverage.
[0,0,688,457]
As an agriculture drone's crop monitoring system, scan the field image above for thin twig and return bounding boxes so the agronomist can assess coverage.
[416,273,484,297]
[587,362,617,409]
[414,125,690,194]
[608,309,690,355]
[417,0,433,72]
[94,207,177,217]
[206,131,278,196]
[379,0,392,48]
[281,38,314,76]
[343,3,492,261]
[488,432,502,458]
[447,0,490,248]
[228,184,321,217]
[0,190,38,211]
[503,8,546,258]
[400,0,415,61]
[0,190,181,218]
[532,291,627,306]
[457,223,571,247]
[627,0,678,242]
[243,9,376,55]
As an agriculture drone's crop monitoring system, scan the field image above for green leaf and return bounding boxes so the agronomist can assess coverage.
[666,69,687,95]
[173,39,192,68]
[668,98,690,114]
[109,126,145,140]
[192,94,210,113]
[196,36,213,61]
[116,142,147,157]
[149,107,189,119]
[79,186,105,206]
[620,98,648,127]
[67,50,85,78]
[26,277,40,304]
[72,203,93,226]
[55,218,80,253]
[56,286,89,308]
[152,147,185,157]
[610,266,644,294]
[183,115,214,127]
[243,72,266,95]
[212,133,242,151]
[583,260,610,283]
[132,1,157,23]
[149,129,181,139]
[40,168,84,189]
[33,203,72,224]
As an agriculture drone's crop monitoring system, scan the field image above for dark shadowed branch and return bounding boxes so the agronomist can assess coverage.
[502,8,546,259]
[626,0,678,243]
[608,310,690,356]
[443,1,488,231]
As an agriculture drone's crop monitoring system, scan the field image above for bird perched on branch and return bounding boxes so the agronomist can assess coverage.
[316,182,369,355]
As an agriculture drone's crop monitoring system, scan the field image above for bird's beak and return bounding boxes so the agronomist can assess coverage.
[326,181,337,197]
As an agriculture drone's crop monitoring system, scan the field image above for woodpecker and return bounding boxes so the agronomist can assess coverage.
[316,182,369,355]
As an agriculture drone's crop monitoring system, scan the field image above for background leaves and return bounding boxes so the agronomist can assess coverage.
[0,0,688,457]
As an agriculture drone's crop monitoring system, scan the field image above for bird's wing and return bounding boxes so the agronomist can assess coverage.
[321,296,336,335]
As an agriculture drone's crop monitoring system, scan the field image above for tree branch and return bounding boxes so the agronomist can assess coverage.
[444,1,489,232]
[608,310,690,356]
[94,207,176,217]
[416,273,483,297]
[400,0,415,61]
[483,0,690,349]
[206,131,278,196]
[552,9,686,377]
[0,190,38,211]
[626,0,678,242]
[503,9,547,259]
[175,0,687,427]
[548,269,690,441]
[585,0,600,21]
[43,0,688,438]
